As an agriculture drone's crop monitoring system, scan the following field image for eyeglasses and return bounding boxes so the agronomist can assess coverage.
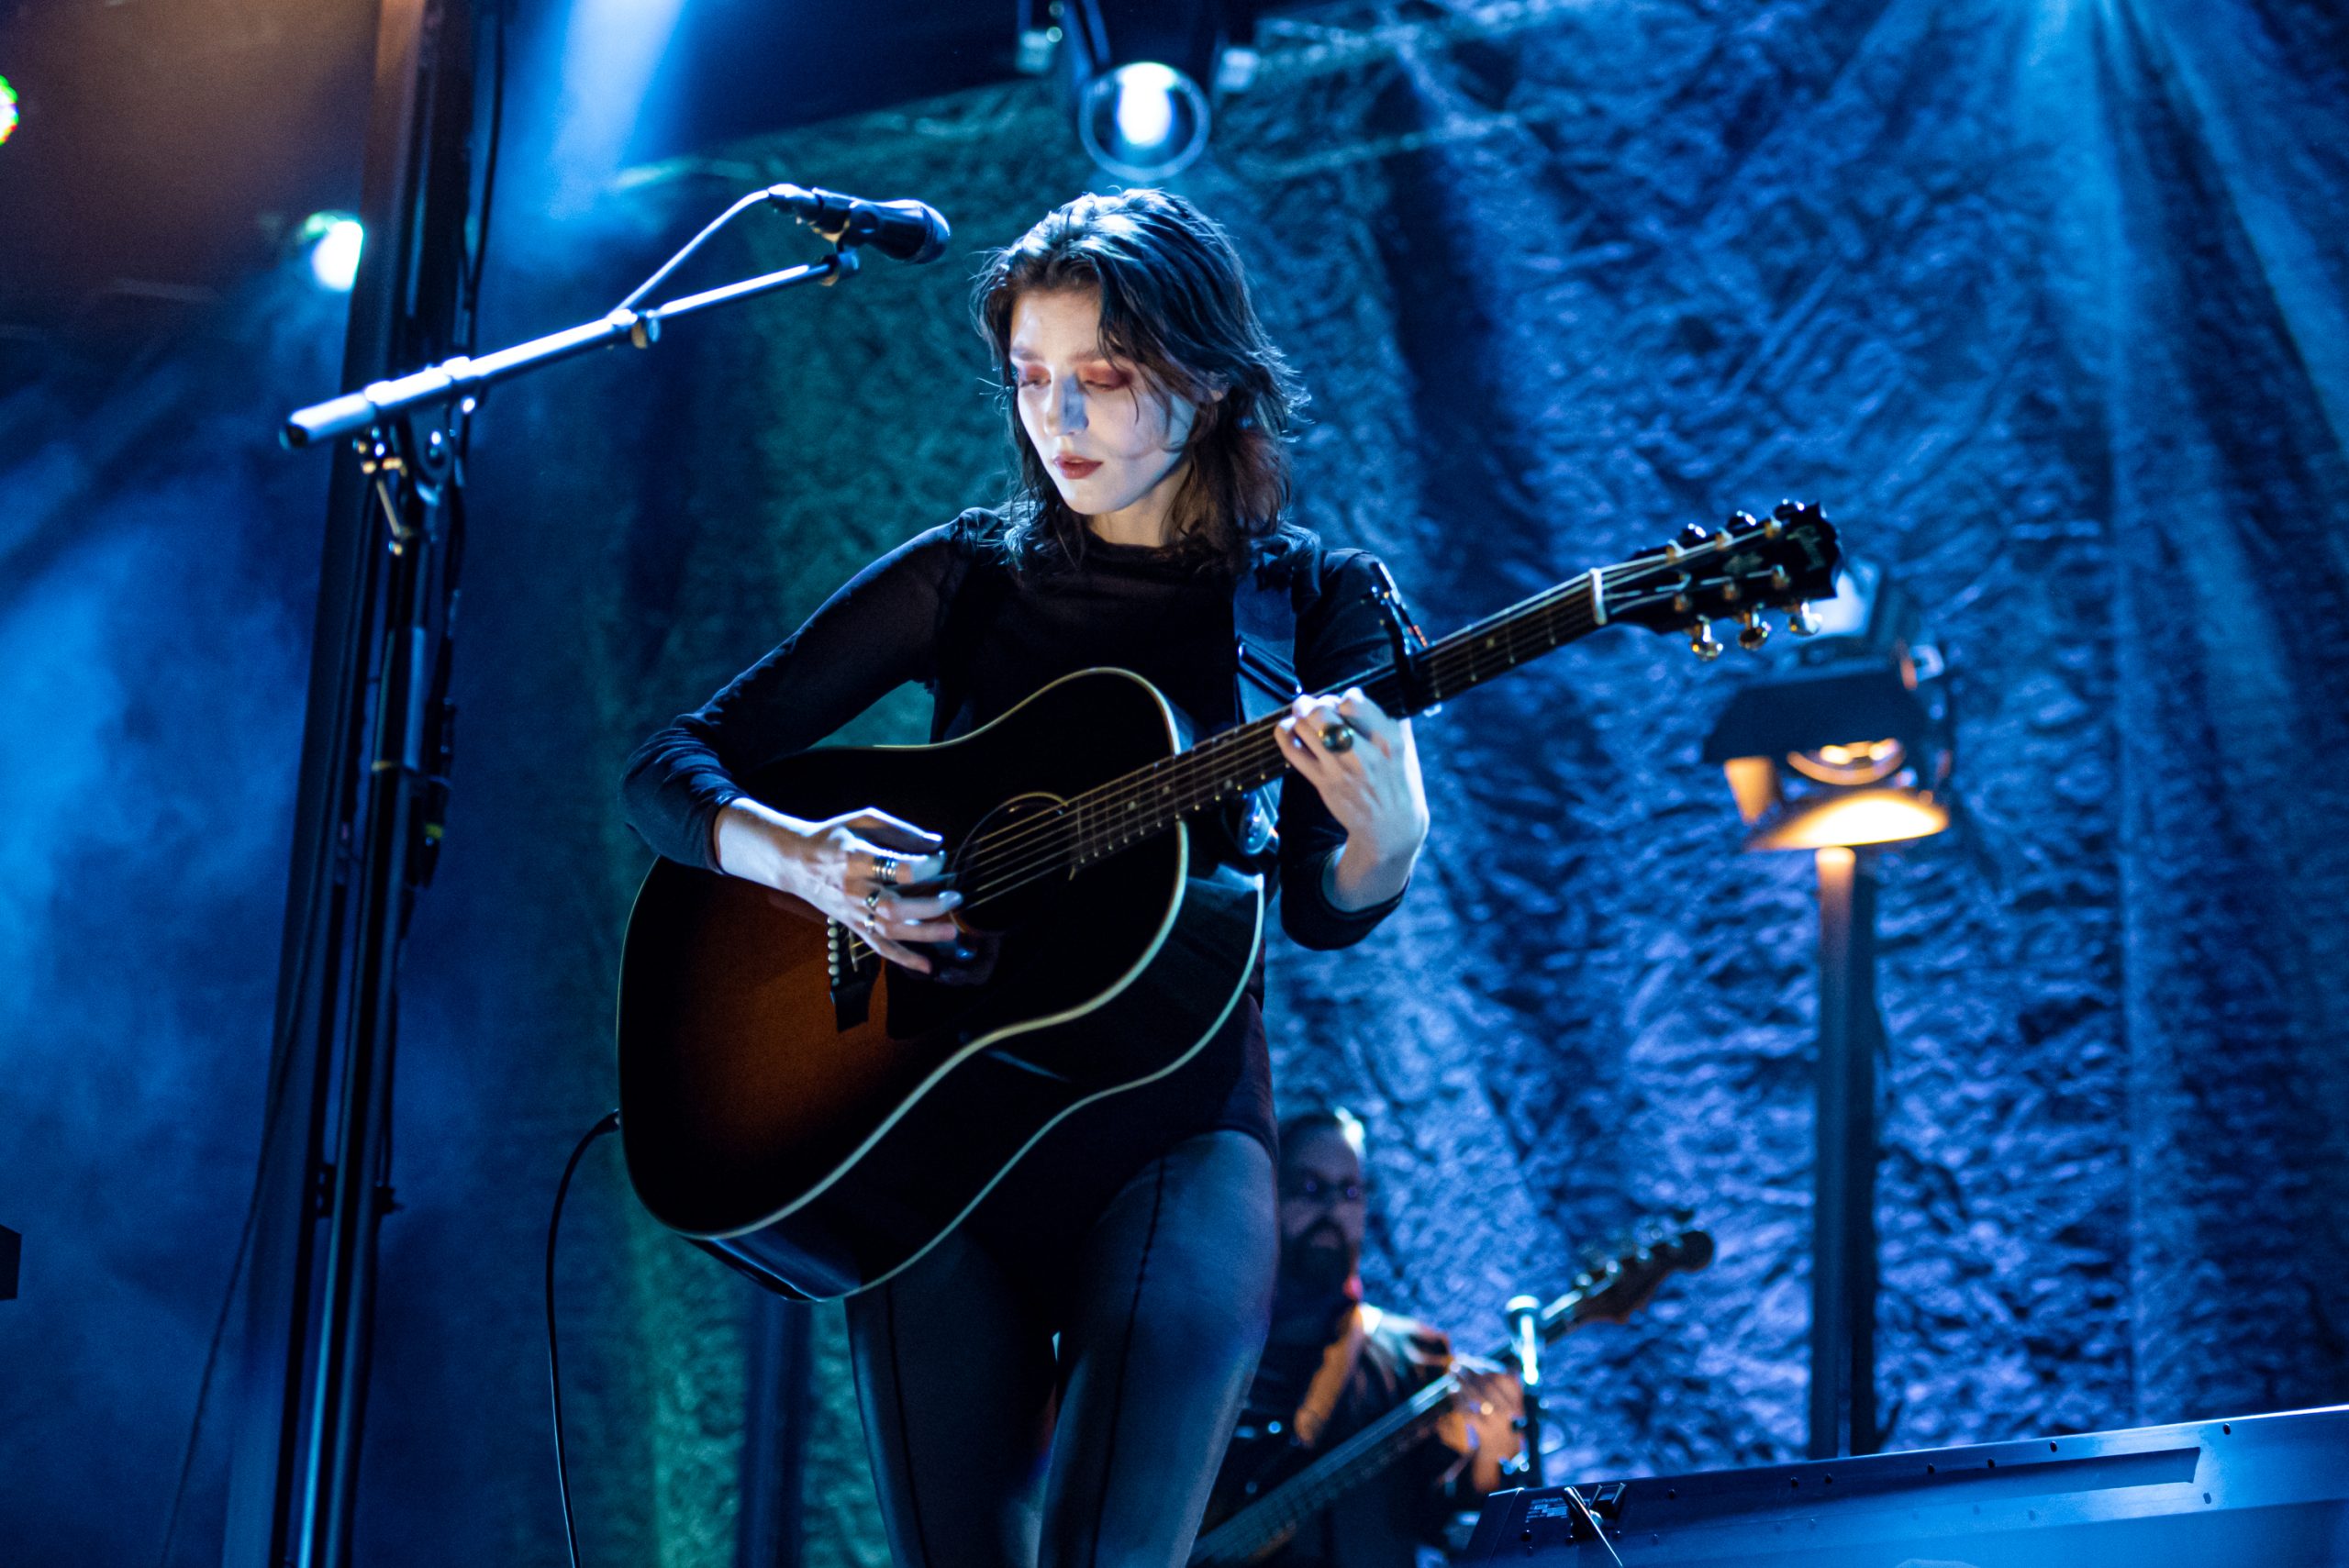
[1280,1175,1367,1205]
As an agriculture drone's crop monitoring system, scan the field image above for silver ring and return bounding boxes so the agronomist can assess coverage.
[874,854,899,886]
[1319,720,1356,754]
[862,886,884,916]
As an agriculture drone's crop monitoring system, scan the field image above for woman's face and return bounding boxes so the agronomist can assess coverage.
[1008,287,1200,523]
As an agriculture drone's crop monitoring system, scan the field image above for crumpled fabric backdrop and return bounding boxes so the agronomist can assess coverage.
[2,1,2344,1565]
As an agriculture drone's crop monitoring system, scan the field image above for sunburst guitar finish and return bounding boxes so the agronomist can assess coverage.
[618,669,1265,1300]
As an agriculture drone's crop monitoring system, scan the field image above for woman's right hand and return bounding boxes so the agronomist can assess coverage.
[713,797,959,973]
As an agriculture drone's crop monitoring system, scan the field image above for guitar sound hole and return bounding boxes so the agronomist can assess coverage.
[952,793,1074,933]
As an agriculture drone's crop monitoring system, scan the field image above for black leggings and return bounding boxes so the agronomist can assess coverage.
[845,1129,1278,1568]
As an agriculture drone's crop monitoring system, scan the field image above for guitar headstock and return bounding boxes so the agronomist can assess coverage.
[1544,1218,1717,1335]
[1604,501,1841,660]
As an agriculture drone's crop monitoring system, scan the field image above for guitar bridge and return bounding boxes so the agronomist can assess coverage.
[826,919,878,1029]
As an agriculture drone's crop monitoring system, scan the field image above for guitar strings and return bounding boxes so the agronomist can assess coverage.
[953,584,1614,907]
[945,560,1631,888]
[969,558,1637,877]
[950,569,1642,903]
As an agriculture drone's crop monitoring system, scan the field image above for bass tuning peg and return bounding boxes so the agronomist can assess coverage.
[1787,602,1822,637]
[1736,608,1770,651]
[1688,621,1723,661]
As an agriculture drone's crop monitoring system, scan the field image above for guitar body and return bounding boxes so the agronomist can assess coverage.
[617,669,1266,1301]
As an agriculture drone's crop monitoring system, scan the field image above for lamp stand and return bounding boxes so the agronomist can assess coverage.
[1809,845,1881,1459]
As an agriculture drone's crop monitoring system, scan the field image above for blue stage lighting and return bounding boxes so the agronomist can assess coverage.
[299,213,364,292]
[0,76,19,149]
[1081,61,1211,181]
[1114,62,1178,147]
[549,0,689,213]
[1061,0,1229,181]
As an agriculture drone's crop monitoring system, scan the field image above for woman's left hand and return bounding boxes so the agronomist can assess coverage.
[1278,686,1430,910]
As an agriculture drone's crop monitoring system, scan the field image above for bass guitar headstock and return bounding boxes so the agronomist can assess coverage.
[1603,501,1842,660]
[1541,1216,1717,1337]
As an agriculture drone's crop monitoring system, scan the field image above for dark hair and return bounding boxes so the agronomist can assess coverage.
[973,188,1306,573]
[1277,1107,1366,1162]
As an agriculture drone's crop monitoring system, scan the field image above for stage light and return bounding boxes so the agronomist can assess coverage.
[1057,0,1231,181]
[1083,61,1209,180]
[1113,62,1178,147]
[1698,552,1954,1462]
[299,213,365,292]
[1742,788,1951,852]
[1700,557,1952,854]
[0,77,20,149]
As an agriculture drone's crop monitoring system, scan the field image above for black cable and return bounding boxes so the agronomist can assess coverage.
[152,1153,268,1568]
[548,1110,622,1568]
[616,189,773,312]
[463,0,508,358]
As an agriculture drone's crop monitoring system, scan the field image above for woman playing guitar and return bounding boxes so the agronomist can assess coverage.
[623,188,1429,1568]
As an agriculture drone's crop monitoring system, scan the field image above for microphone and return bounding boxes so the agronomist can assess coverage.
[1506,1294,1542,1390]
[764,183,950,264]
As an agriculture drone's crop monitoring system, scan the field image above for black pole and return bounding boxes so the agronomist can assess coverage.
[224,1,480,1562]
[1809,845,1881,1460]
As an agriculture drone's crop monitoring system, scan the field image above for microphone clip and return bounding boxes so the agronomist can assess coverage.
[768,184,867,247]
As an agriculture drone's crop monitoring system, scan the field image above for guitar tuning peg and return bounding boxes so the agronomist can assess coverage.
[1675,521,1713,549]
[1725,509,1761,534]
[1688,621,1723,661]
[1772,498,1802,521]
[1736,608,1770,651]
[1787,601,1822,637]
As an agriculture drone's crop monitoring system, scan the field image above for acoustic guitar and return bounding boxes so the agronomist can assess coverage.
[617,506,1837,1299]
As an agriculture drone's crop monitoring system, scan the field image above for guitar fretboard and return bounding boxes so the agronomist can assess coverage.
[956,569,1610,909]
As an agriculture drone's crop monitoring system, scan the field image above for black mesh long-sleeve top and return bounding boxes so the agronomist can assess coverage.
[622,508,1410,1164]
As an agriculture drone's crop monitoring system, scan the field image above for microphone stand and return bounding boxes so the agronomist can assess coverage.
[1504,1295,1620,1566]
[1506,1295,1546,1489]
[254,175,898,1566]
[284,238,861,448]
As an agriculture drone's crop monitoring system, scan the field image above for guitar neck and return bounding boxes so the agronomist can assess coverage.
[947,505,1837,916]
[1061,570,1608,875]
[1195,1369,1465,1565]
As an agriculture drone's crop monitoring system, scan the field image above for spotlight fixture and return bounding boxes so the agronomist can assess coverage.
[1050,0,1230,181]
[0,76,19,149]
[298,212,365,293]
[1701,557,1953,852]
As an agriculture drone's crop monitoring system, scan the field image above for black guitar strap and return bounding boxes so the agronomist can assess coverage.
[1232,549,1303,722]
[1227,545,1319,861]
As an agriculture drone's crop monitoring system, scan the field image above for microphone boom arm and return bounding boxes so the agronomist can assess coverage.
[283,178,947,448]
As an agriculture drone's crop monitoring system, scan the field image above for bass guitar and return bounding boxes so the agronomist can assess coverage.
[1193,1224,1716,1566]
[617,506,1837,1299]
